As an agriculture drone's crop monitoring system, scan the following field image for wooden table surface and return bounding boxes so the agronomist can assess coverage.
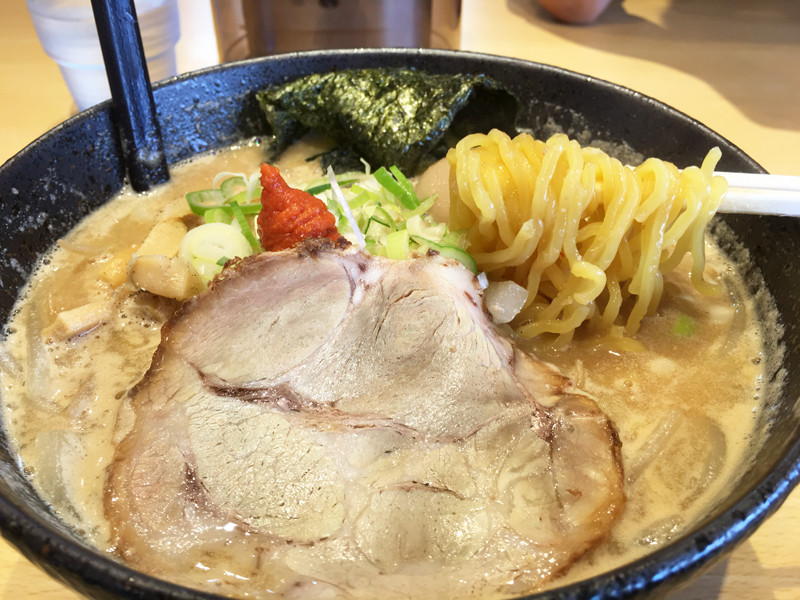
[1,0,799,598]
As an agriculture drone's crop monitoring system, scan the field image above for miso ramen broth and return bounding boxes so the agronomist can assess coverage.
[0,139,783,597]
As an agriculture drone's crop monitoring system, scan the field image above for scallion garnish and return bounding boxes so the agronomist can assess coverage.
[386,229,410,260]
[313,164,476,272]
[410,235,478,273]
[230,201,261,252]
[186,189,226,215]
[672,314,696,337]
[181,163,478,291]
[186,174,263,220]
[373,166,419,210]
[304,173,361,196]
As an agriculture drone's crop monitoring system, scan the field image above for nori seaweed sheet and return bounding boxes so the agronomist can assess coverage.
[255,68,520,175]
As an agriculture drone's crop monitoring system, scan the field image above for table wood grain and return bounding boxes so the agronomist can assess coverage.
[1,0,798,598]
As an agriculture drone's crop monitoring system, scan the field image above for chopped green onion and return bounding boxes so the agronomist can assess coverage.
[371,206,397,230]
[386,229,410,260]
[364,216,391,238]
[305,175,361,196]
[411,235,478,273]
[373,166,419,210]
[200,203,262,224]
[186,173,262,219]
[225,190,249,206]
[178,222,253,284]
[185,165,478,284]
[220,175,247,198]
[389,165,418,202]
[230,201,261,252]
[403,195,436,219]
[236,203,264,215]
[204,207,230,224]
[363,240,383,255]
[406,214,445,240]
[346,190,373,210]
[186,189,225,215]
[305,183,332,196]
[216,256,230,266]
[310,164,476,270]
[441,228,469,247]
[672,314,696,337]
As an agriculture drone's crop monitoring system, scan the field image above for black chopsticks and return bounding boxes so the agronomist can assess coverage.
[91,0,169,192]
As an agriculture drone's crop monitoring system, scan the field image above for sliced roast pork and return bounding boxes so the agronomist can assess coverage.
[106,239,625,599]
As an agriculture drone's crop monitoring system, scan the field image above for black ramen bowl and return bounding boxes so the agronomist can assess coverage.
[0,49,799,600]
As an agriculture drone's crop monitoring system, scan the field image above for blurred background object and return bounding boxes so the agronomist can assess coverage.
[536,0,613,24]
[211,0,461,62]
[26,0,180,111]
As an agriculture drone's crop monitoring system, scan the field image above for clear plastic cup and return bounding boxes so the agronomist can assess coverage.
[26,0,180,111]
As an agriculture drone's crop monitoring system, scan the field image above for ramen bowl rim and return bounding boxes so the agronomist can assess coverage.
[0,47,798,600]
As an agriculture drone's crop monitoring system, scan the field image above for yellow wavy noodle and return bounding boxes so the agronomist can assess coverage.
[447,130,727,346]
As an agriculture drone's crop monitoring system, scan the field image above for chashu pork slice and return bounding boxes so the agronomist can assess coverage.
[106,239,625,599]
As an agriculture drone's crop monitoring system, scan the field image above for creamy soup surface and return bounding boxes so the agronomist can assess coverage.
[0,139,784,598]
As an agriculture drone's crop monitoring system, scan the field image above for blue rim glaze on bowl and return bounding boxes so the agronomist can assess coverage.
[0,48,798,600]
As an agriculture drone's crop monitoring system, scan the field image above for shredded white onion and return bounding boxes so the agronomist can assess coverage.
[327,166,366,248]
[245,172,261,201]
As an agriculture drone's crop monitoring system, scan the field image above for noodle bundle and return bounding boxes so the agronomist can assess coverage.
[447,130,727,346]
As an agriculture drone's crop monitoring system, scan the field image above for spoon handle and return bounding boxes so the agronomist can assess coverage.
[91,0,169,192]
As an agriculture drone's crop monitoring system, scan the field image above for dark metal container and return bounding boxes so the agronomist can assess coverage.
[0,49,798,600]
